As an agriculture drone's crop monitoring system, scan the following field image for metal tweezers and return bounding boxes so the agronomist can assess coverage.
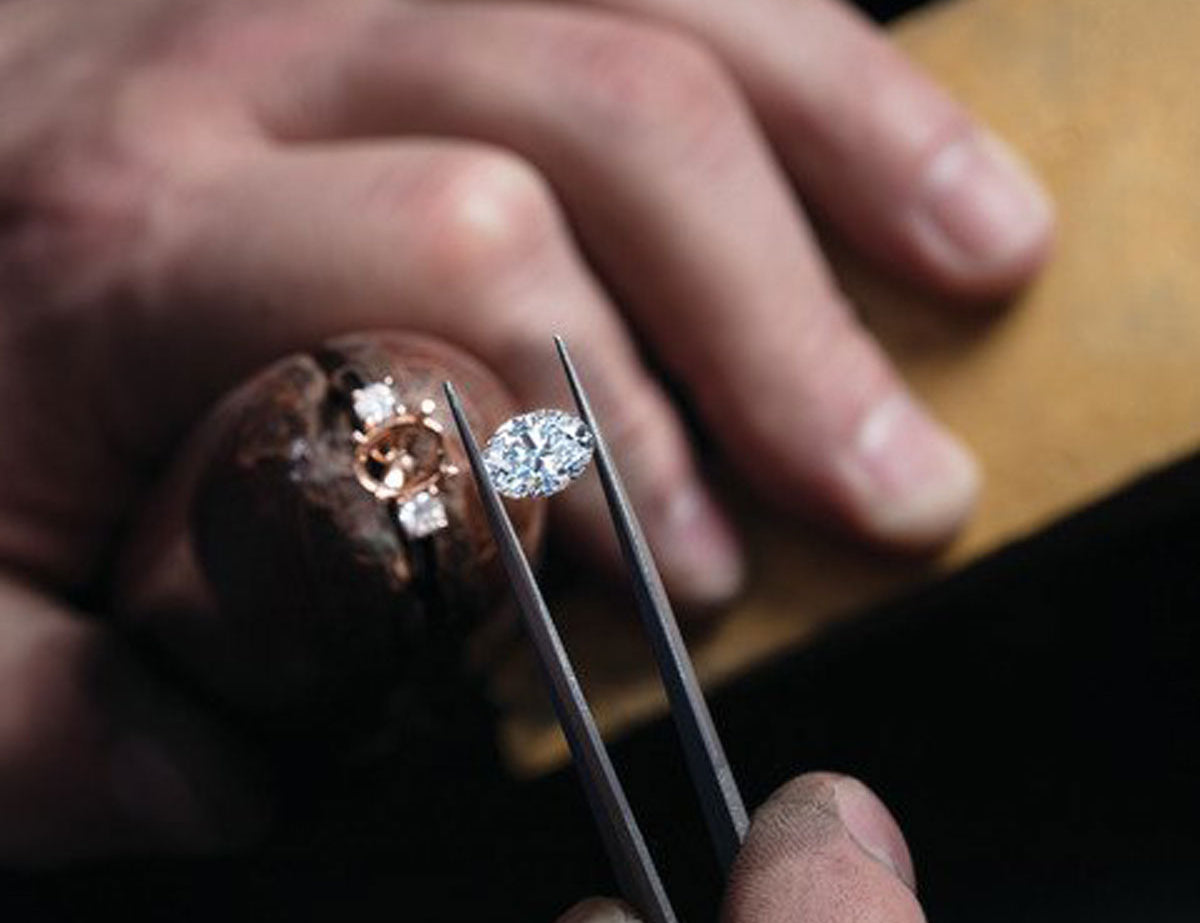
[443,337,748,923]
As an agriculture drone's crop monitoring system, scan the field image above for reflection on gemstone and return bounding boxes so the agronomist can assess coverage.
[482,409,595,499]
[397,490,449,539]
[351,381,398,428]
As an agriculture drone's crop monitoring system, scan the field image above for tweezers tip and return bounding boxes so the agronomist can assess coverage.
[442,381,474,446]
[556,334,577,364]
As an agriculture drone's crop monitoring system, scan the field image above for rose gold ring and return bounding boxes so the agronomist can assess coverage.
[348,377,459,539]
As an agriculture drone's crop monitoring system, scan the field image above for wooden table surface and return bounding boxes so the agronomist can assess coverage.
[489,0,1200,775]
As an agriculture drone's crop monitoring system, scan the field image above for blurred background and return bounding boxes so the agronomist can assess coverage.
[5,0,1200,920]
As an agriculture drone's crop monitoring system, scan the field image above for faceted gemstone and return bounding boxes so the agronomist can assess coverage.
[482,409,595,499]
[351,382,398,429]
[397,490,449,539]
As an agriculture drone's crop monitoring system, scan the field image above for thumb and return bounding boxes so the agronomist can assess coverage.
[0,574,265,864]
[723,772,923,922]
[555,898,641,923]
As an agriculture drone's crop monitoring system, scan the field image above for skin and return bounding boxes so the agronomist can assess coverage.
[0,0,1052,871]
[560,772,927,923]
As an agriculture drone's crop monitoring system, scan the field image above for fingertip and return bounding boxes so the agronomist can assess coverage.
[830,775,917,892]
[753,772,915,889]
[834,393,980,550]
[910,129,1056,299]
[556,897,641,923]
[725,770,924,923]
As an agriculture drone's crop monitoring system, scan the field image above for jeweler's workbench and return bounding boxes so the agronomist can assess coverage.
[493,0,1200,775]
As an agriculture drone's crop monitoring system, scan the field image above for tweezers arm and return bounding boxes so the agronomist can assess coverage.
[444,382,677,923]
[555,338,750,875]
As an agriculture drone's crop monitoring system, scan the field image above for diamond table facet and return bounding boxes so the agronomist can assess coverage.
[351,382,398,429]
[397,490,449,539]
[482,409,595,498]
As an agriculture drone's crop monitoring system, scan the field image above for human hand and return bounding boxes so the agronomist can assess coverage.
[0,0,1051,862]
[557,773,923,923]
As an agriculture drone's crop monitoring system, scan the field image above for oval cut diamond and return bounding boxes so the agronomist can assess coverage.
[483,409,595,499]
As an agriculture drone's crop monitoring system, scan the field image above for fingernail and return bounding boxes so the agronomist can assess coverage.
[557,898,642,923]
[917,130,1053,271]
[832,776,917,891]
[654,483,745,608]
[838,393,980,547]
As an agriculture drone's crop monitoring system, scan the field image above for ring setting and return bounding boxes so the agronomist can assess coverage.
[349,378,458,539]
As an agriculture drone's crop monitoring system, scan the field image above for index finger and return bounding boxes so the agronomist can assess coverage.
[562,0,1054,298]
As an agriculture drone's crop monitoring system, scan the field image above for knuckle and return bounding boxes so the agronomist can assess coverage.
[0,131,155,310]
[0,16,204,306]
[0,618,104,765]
[562,22,741,148]
[769,304,891,416]
[408,148,559,291]
[687,301,896,483]
[797,310,896,420]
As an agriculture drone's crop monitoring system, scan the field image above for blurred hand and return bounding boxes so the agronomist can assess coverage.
[0,0,1051,862]
[558,773,923,923]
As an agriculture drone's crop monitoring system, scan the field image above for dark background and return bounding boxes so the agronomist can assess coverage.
[861,0,928,20]
[5,1,1200,920]
[8,448,1193,923]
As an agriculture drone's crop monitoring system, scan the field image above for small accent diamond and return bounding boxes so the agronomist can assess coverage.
[482,409,595,499]
[351,382,398,428]
[397,490,449,539]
